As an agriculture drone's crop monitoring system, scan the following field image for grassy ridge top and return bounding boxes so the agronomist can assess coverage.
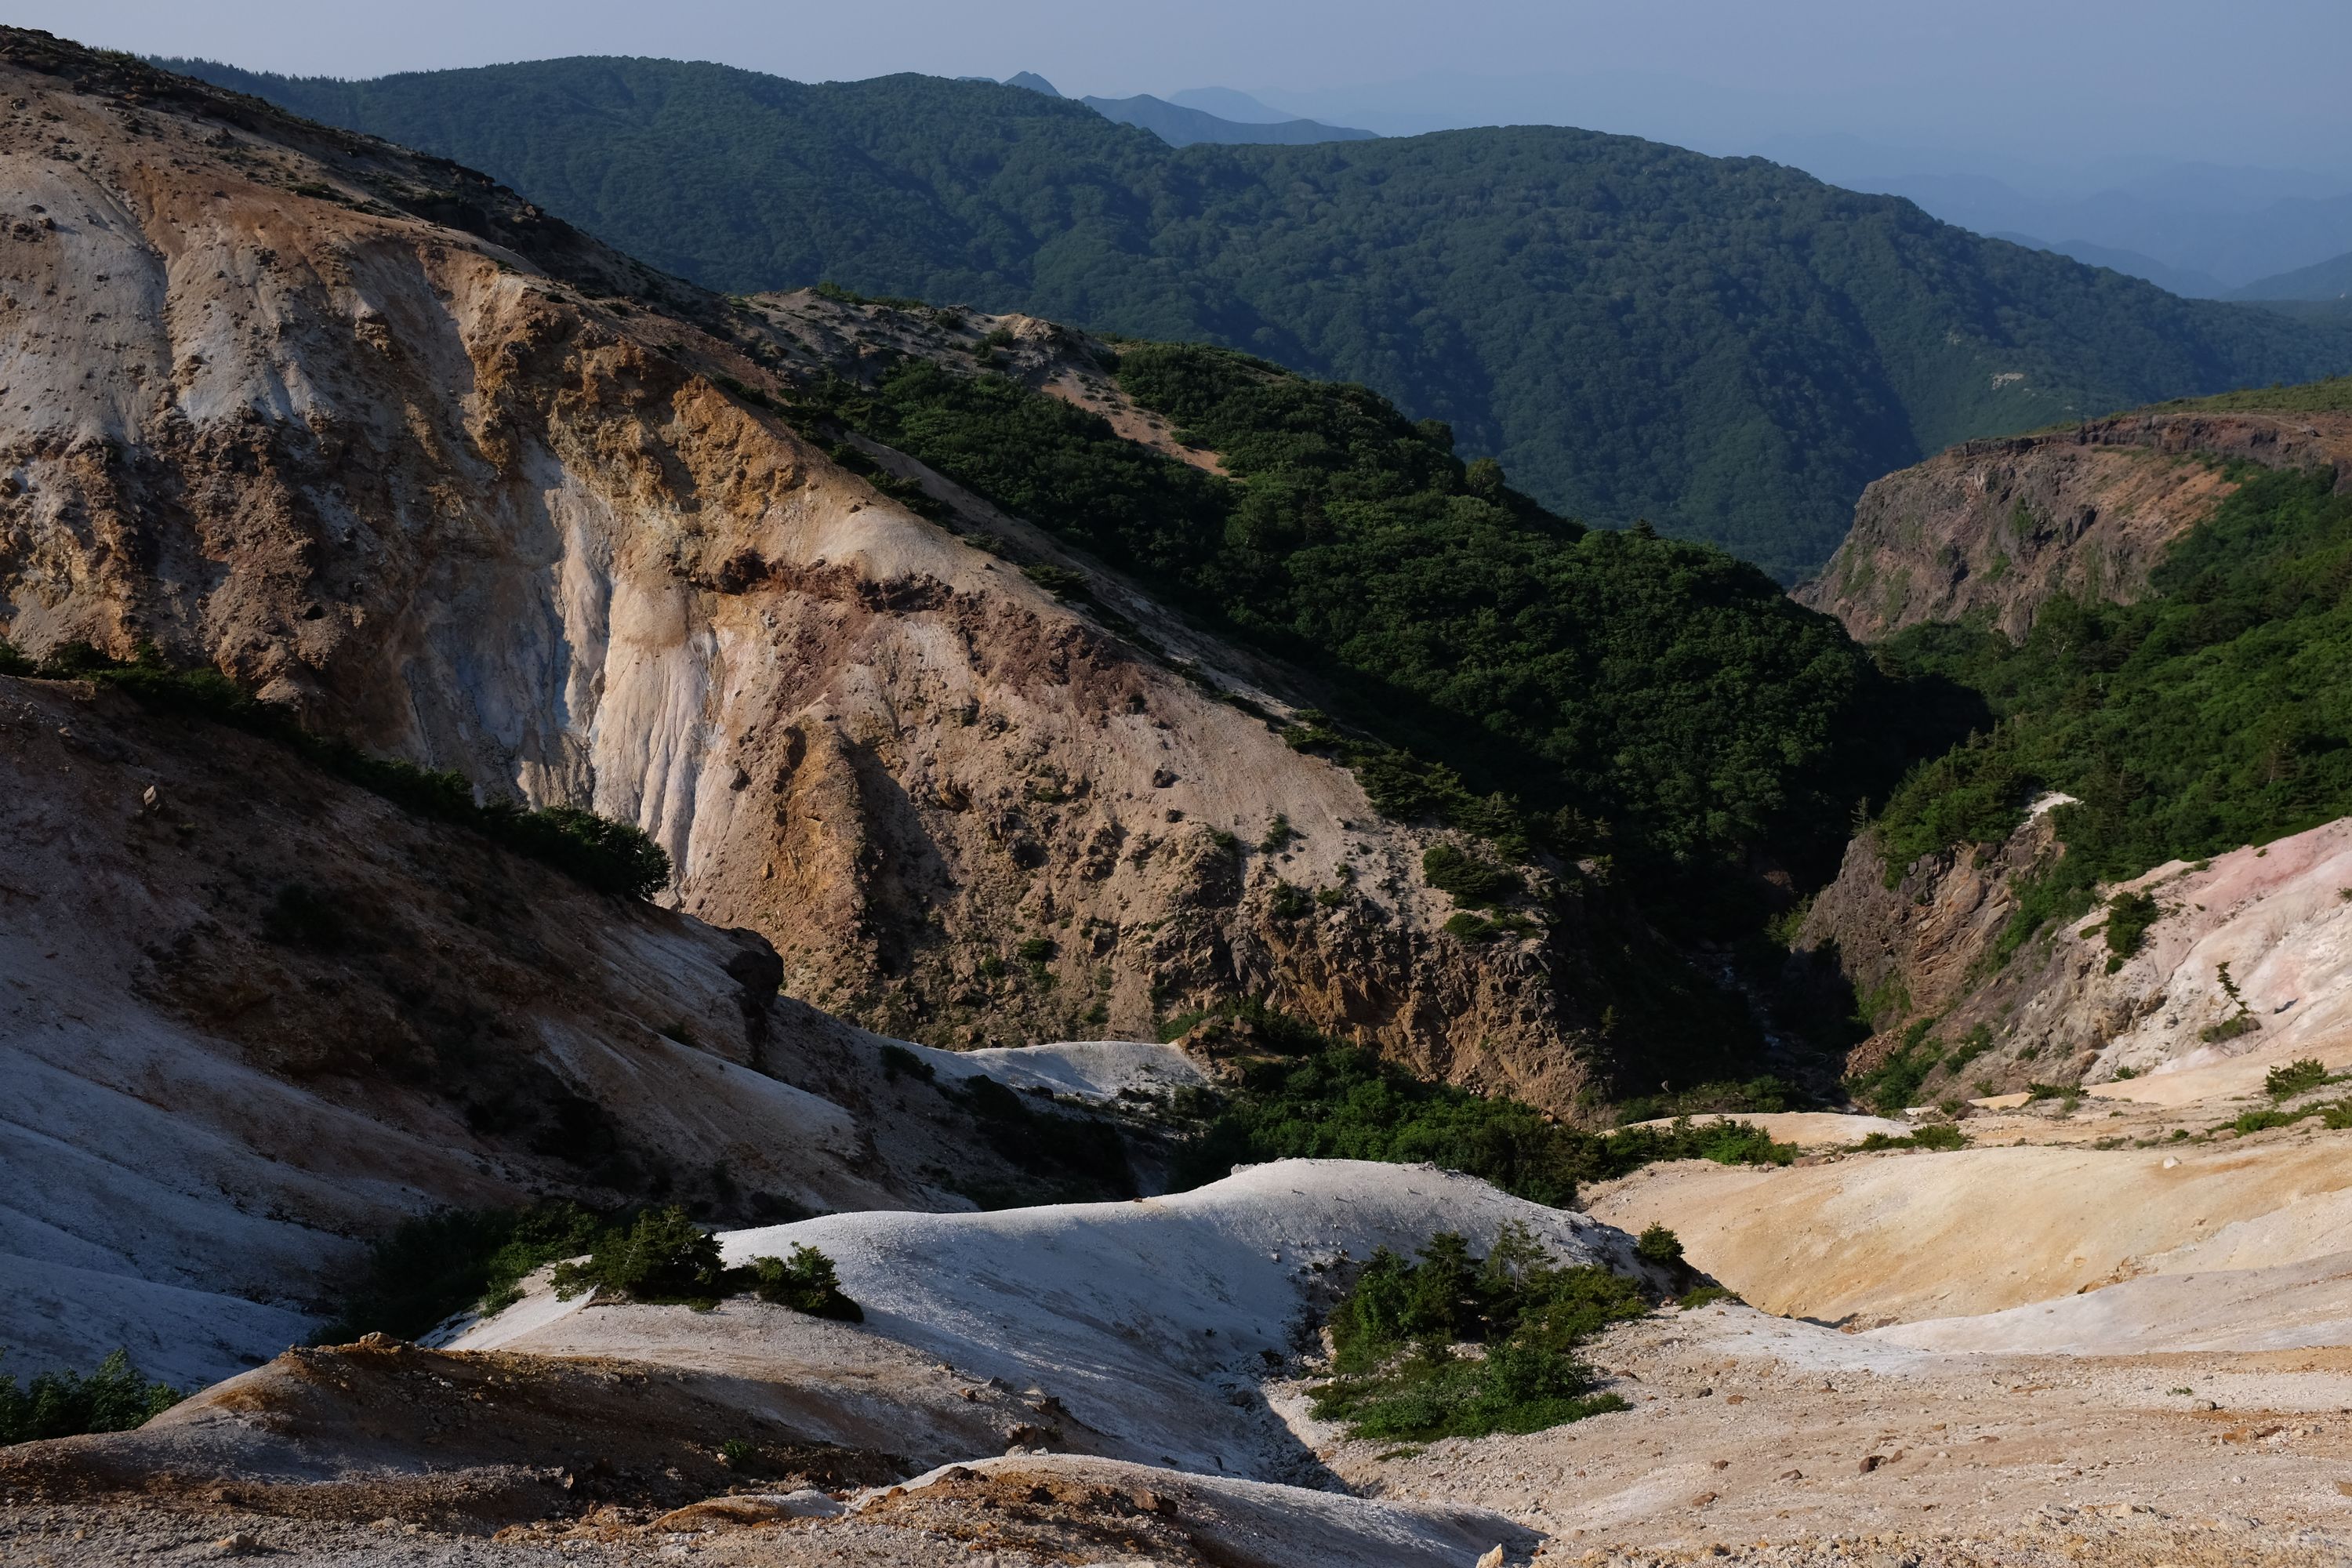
[2141,373,2352,416]
[162,55,2352,581]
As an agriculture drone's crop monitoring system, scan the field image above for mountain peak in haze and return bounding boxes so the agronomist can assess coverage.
[1167,86,1301,124]
[1002,70,1062,96]
[1080,92,1376,147]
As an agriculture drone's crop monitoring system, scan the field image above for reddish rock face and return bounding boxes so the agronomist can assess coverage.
[1796,410,2352,643]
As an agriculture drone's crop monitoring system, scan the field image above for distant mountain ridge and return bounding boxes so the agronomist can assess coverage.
[1079,92,1377,147]
[989,67,1377,146]
[2234,249,2352,302]
[158,53,2352,579]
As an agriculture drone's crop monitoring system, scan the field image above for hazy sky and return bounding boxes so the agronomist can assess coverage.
[16,0,2352,176]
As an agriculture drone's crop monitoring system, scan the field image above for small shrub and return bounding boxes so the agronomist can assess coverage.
[1016,936,1058,964]
[1846,1022,1946,1115]
[551,1206,725,1304]
[718,1438,756,1468]
[2102,890,2161,973]
[2201,961,2261,1044]
[1020,562,1088,598]
[749,1245,863,1321]
[0,1351,181,1445]
[1443,910,1497,942]
[2265,1058,2329,1099]
[2321,1099,2352,1130]
[1857,1122,1969,1152]
[1676,1284,1741,1309]
[1260,815,1297,852]
[1633,1223,1684,1269]
[1266,880,1313,920]
[2231,1107,2302,1136]
[1419,843,1522,908]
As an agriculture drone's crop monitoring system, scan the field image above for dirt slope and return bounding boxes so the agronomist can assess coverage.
[0,31,1614,1111]
[1795,408,2352,641]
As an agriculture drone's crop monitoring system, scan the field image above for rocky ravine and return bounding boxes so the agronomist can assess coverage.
[1795,407,2352,641]
[0,34,1612,1112]
[1800,806,2352,1105]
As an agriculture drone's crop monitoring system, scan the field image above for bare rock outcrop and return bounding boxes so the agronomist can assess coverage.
[1796,408,2352,641]
[0,36,1609,1112]
[1802,803,2352,1102]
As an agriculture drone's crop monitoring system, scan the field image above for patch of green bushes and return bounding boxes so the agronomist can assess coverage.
[2102,891,2161,973]
[749,1245,863,1322]
[0,1351,182,1445]
[1845,1020,1947,1114]
[1420,843,1523,907]
[2266,1058,2331,1098]
[1306,1225,1646,1441]
[1857,1122,1969,1152]
[549,1206,862,1319]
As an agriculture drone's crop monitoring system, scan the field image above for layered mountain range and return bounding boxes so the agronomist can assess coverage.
[158,53,2352,580]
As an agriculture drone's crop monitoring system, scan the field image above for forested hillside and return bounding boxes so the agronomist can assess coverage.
[794,336,1947,901]
[162,55,2352,579]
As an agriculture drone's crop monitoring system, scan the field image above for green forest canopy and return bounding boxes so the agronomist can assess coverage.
[164,56,2352,581]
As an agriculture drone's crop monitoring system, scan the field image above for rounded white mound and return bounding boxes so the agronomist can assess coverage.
[456,1159,1640,1477]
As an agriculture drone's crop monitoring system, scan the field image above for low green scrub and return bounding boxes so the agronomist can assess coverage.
[0,1351,182,1445]
[550,1206,862,1318]
[552,1206,728,1303]
[10,644,670,898]
[1168,1043,1794,1208]
[1307,1226,1646,1441]
[2102,891,2161,973]
[1610,1076,1796,1126]
[748,1246,864,1321]
[2266,1058,2331,1098]
[2231,1106,2306,1136]
[1675,1284,1743,1309]
[1420,844,1523,908]
[1857,1122,1969,1152]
